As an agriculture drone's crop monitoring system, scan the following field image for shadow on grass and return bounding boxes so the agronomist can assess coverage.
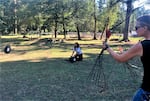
[1,38,53,55]
[0,37,142,101]
[1,37,32,46]
[0,55,142,101]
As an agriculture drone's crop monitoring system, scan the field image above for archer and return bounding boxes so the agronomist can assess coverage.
[103,15,150,101]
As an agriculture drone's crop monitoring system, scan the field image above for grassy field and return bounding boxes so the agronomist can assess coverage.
[0,35,143,101]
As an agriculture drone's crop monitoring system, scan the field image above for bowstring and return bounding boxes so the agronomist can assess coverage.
[88,18,110,92]
[122,46,142,81]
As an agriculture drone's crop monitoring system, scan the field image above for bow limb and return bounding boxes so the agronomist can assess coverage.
[100,18,109,40]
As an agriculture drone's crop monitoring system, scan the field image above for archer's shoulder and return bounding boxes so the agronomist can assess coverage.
[131,41,142,49]
[140,40,150,44]
[139,40,150,49]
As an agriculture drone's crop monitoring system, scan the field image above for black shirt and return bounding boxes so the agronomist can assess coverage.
[141,40,150,92]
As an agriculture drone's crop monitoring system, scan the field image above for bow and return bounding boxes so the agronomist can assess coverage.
[88,17,111,92]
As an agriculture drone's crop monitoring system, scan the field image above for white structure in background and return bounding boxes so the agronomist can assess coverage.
[129,31,137,37]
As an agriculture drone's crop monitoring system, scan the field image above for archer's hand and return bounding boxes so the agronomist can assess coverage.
[118,46,124,53]
[102,42,109,50]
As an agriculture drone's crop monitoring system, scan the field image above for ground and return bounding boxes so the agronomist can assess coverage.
[0,35,143,101]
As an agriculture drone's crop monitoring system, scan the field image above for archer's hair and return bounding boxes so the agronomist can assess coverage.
[137,15,150,30]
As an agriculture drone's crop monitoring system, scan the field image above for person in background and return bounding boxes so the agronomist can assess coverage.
[103,15,150,101]
[71,42,83,61]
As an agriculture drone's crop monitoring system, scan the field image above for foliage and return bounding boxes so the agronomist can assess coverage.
[0,0,148,38]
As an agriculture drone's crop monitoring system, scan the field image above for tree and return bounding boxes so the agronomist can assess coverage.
[93,0,97,40]
[59,0,72,39]
[0,0,148,38]
[121,0,133,42]
[120,0,142,42]
[0,0,15,34]
[71,0,82,40]
[71,0,92,40]
[97,0,120,35]
[43,0,63,38]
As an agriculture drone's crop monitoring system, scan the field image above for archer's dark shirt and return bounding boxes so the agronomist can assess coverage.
[141,40,150,92]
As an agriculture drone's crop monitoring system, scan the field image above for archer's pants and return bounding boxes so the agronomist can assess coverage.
[132,88,150,101]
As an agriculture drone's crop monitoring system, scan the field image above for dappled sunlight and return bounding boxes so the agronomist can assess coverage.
[1,0,148,99]
[0,37,137,63]
[0,36,144,101]
[0,49,51,62]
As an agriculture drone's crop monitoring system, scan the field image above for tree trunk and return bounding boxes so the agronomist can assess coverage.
[54,21,57,38]
[93,0,97,40]
[93,13,97,40]
[76,25,81,40]
[122,0,133,42]
[63,23,67,39]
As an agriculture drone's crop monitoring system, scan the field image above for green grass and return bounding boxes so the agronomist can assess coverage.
[0,35,143,101]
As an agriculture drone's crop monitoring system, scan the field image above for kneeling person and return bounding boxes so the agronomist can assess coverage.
[70,42,83,62]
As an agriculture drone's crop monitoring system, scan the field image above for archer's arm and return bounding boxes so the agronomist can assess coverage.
[106,42,143,62]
